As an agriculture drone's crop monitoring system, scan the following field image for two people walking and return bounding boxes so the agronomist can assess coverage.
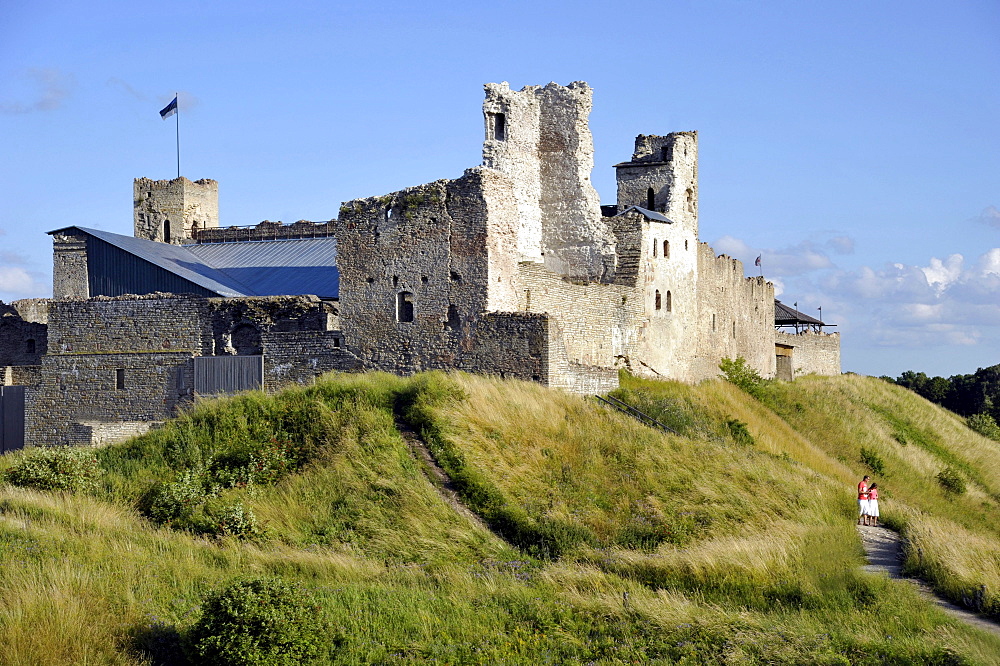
[857,475,880,527]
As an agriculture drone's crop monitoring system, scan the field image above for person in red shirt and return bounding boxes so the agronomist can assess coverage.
[858,475,871,526]
[867,483,879,527]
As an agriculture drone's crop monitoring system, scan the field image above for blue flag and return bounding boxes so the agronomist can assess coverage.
[159,96,178,120]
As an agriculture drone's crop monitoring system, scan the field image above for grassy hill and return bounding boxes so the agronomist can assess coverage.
[1,370,999,664]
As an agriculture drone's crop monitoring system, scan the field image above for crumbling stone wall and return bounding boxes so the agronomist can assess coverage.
[134,177,219,244]
[694,245,776,379]
[27,294,348,446]
[0,306,47,367]
[775,330,841,378]
[615,133,699,236]
[483,81,616,281]
[51,229,90,299]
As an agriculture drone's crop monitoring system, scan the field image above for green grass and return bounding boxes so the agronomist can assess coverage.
[0,370,998,664]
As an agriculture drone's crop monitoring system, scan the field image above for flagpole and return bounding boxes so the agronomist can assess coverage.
[175,92,180,178]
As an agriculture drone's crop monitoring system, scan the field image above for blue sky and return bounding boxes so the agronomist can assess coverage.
[1,0,998,378]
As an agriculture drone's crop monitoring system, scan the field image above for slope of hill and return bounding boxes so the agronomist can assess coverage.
[0,370,998,664]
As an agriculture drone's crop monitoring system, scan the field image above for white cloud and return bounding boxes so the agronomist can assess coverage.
[712,234,845,277]
[0,68,75,114]
[0,266,40,296]
[974,205,1000,229]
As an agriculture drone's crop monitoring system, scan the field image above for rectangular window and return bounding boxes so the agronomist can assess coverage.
[115,368,125,390]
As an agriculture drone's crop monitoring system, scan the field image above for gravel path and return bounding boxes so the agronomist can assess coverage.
[857,524,1000,637]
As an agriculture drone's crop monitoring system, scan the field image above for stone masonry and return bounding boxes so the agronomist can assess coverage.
[2,80,839,448]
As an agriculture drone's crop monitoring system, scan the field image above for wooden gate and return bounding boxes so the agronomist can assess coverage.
[194,356,264,396]
[0,386,25,453]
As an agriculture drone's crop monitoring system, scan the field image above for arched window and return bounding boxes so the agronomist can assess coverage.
[646,188,655,210]
[397,292,415,323]
[163,220,171,242]
[666,291,672,312]
[655,290,662,311]
[663,240,669,259]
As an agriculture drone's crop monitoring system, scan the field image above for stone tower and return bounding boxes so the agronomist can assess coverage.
[614,132,699,237]
[481,81,616,282]
[133,177,219,244]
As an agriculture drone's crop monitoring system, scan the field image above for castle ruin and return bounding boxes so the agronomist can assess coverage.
[0,81,840,450]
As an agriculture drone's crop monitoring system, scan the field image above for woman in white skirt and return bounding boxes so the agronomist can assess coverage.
[867,483,879,527]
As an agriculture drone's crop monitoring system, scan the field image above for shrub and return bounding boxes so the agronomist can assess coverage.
[4,446,101,493]
[725,419,755,446]
[967,413,1000,441]
[859,447,885,476]
[719,357,765,398]
[937,467,966,495]
[186,578,327,666]
[143,470,212,524]
[201,500,260,538]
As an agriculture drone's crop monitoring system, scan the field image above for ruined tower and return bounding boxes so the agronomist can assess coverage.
[482,81,616,282]
[133,177,219,244]
[614,132,699,237]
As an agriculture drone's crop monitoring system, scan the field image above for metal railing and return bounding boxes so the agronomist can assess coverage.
[595,394,678,435]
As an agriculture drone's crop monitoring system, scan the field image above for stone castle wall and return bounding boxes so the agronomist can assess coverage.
[775,330,841,378]
[483,82,615,281]
[693,244,776,380]
[51,229,90,299]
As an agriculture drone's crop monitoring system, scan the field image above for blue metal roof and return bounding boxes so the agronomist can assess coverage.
[617,206,674,223]
[48,227,339,298]
[186,238,338,299]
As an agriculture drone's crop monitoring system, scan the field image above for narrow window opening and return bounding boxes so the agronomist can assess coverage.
[732,321,736,338]
[450,271,461,282]
[686,187,695,213]
[655,290,662,311]
[386,207,393,220]
[421,276,428,284]
[494,113,506,141]
[661,146,670,162]
[115,368,125,390]
[663,240,670,259]
[666,291,672,312]
[712,314,716,332]
[333,337,341,348]
[652,238,657,258]
[397,291,415,323]
[646,188,655,210]
[445,304,461,330]
[392,275,399,287]
[26,339,35,354]
[685,239,689,250]
[163,220,171,242]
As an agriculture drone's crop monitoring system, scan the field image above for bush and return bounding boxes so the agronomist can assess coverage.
[859,447,885,476]
[719,357,765,398]
[186,578,327,666]
[937,467,967,495]
[967,413,1000,441]
[726,419,755,446]
[144,470,211,524]
[4,447,101,493]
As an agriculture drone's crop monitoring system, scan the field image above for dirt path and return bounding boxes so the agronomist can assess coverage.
[857,524,1000,637]
[394,419,498,537]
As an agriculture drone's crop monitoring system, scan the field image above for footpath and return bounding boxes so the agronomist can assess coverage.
[857,524,1000,638]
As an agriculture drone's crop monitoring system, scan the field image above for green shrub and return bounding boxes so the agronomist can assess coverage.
[725,419,755,446]
[186,578,327,666]
[936,467,966,495]
[4,447,101,493]
[201,500,260,538]
[719,357,765,398]
[143,470,212,524]
[967,413,1000,441]
[859,447,885,476]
